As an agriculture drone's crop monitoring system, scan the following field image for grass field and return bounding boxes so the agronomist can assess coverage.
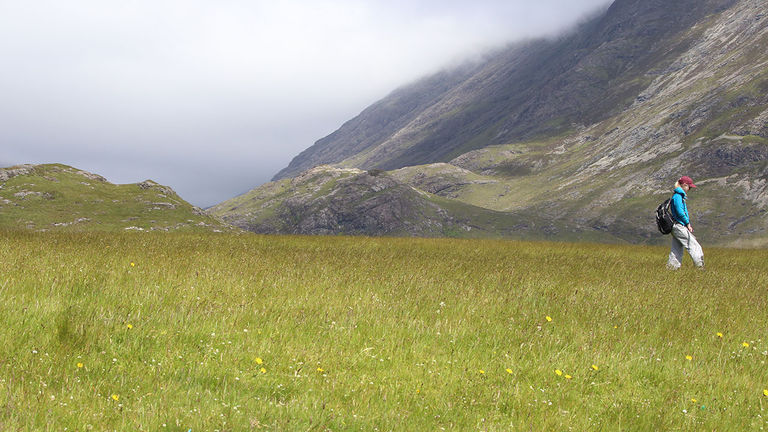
[1,230,767,431]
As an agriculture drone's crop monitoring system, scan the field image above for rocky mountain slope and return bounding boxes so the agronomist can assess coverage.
[274,0,740,179]
[219,0,768,246]
[0,164,234,233]
[271,65,482,181]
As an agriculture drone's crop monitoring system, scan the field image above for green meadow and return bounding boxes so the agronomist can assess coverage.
[1,230,767,431]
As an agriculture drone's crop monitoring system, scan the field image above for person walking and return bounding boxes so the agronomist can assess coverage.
[667,176,704,269]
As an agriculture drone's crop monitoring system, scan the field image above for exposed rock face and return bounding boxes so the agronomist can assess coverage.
[138,180,175,196]
[74,169,108,182]
[0,165,36,182]
[217,167,454,236]
[279,172,440,235]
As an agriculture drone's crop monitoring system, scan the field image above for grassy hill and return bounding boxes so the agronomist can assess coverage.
[0,164,234,233]
[2,230,767,430]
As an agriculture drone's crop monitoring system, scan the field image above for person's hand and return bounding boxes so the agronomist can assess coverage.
[687,224,694,233]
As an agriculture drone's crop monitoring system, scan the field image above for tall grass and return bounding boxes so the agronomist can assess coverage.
[1,230,766,431]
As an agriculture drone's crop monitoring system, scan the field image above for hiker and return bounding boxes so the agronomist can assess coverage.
[667,176,704,269]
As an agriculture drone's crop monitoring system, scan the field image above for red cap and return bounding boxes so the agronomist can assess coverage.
[679,176,696,188]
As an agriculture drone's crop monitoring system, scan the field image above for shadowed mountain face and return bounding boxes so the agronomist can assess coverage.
[273,0,739,180]
[270,65,482,181]
[223,0,767,246]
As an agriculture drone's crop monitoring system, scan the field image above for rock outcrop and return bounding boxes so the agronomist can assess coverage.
[214,166,454,236]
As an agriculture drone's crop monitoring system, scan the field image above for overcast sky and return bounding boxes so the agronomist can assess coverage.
[1,0,611,207]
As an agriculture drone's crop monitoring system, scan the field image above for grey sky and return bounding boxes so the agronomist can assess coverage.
[1,0,611,207]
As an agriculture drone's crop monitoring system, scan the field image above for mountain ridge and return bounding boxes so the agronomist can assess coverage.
[274,0,741,178]
[271,63,484,181]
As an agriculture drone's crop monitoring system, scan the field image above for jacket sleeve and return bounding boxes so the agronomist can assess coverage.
[671,194,689,225]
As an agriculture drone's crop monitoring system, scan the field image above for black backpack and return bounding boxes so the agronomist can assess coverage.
[655,198,675,234]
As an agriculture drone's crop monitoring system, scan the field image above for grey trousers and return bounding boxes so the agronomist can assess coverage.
[667,224,704,269]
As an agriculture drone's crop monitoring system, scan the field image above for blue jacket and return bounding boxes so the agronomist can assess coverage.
[671,187,690,226]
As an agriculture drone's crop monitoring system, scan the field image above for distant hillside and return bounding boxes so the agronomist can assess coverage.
[0,164,234,233]
[240,0,767,246]
[210,165,621,242]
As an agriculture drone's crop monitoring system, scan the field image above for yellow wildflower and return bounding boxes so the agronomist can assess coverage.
[685,355,692,361]
[255,357,263,365]
[260,367,266,374]
[479,369,485,374]
[743,342,750,348]
[111,394,119,401]
[546,316,552,322]
[716,332,723,338]
[317,367,325,373]
[591,364,599,371]
[555,369,563,376]
[565,374,572,379]
[130,262,135,267]
[126,324,133,329]
[77,362,83,368]
[506,368,513,374]
[763,389,768,397]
